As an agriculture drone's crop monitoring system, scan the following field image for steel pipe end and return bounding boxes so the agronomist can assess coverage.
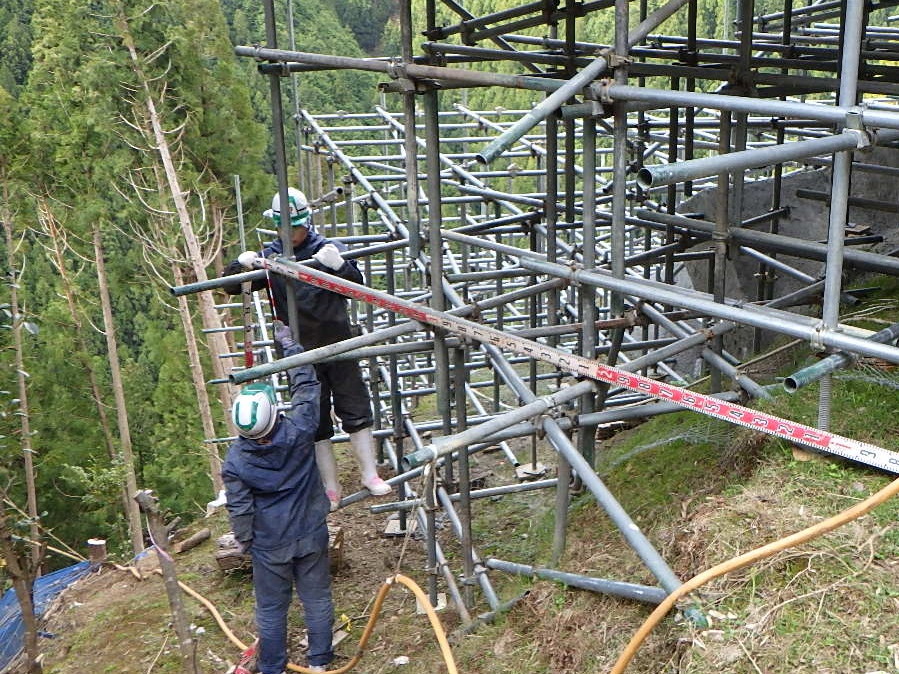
[402,444,438,470]
[783,377,799,393]
[636,167,655,190]
[474,152,490,165]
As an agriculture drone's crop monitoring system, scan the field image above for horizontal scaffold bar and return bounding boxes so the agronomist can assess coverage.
[170,256,899,473]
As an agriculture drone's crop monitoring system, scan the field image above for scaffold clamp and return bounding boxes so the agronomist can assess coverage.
[843,108,872,148]
[588,99,606,118]
[385,59,416,93]
[594,78,614,105]
[605,51,632,69]
[810,323,827,352]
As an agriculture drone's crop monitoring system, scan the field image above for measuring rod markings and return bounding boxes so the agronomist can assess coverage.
[263,256,899,474]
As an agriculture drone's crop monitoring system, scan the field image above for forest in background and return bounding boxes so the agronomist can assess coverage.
[0,0,387,568]
[0,0,884,571]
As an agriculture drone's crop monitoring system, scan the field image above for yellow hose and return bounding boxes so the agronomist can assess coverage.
[609,474,899,674]
[177,573,457,674]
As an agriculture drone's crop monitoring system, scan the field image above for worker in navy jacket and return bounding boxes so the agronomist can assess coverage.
[224,187,391,513]
[222,321,333,673]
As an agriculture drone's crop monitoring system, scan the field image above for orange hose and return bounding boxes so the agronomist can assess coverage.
[609,474,899,674]
[177,573,457,674]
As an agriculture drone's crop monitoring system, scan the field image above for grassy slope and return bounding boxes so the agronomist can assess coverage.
[35,287,899,674]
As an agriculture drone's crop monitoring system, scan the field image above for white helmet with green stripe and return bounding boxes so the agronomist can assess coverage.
[231,383,279,439]
[263,187,310,228]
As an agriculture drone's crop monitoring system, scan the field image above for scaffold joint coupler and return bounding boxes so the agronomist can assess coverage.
[594,78,614,105]
[605,51,632,69]
[386,59,406,80]
[810,323,827,352]
[459,573,478,586]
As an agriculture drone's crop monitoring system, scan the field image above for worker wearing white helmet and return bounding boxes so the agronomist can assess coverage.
[224,187,392,512]
[223,322,334,674]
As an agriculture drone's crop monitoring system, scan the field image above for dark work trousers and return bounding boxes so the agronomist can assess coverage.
[313,359,374,441]
[252,525,334,672]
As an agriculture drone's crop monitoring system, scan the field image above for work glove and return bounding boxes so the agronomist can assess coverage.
[272,319,297,350]
[237,251,259,268]
[312,243,344,271]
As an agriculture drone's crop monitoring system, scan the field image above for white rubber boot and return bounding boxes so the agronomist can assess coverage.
[349,428,391,496]
[315,439,341,511]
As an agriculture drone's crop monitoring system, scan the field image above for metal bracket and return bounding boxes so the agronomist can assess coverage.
[385,59,404,79]
[602,49,632,69]
[385,59,417,93]
[844,105,865,130]
[595,78,614,105]
[810,323,827,352]
[843,107,872,148]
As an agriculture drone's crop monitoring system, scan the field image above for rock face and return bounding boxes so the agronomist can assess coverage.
[665,148,899,370]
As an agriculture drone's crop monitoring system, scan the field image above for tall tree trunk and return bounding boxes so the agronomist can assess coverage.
[116,10,235,425]
[93,227,144,554]
[0,503,46,673]
[172,264,224,492]
[36,202,132,548]
[1,181,40,567]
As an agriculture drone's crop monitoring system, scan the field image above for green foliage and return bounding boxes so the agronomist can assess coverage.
[0,0,33,95]
[3,0,286,557]
[335,0,396,53]
[221,0,380,113]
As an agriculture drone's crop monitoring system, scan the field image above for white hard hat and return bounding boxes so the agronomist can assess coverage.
[231,383,279,439]
[263,187,310,227]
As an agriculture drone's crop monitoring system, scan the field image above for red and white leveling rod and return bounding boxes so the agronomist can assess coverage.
[261,256,899,474]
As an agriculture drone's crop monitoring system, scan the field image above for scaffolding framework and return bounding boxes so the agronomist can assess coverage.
[177,0,899,639]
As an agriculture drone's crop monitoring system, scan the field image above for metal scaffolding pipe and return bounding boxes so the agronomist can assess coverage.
[369,478,559,513]
[475,339,689,598]
[600,83,899,131]
[404,380,596,467]
[514,257,899,364]
[476,0,691,165]
[485,558,668,604]
[481,392,744,445]
[238,44,564,93]
[436,228,887,362]
[634,209,899,277]
[784,322,899,392]
[636,130,866,188]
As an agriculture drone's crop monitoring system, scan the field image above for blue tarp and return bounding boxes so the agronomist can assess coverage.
[0,561,91,672]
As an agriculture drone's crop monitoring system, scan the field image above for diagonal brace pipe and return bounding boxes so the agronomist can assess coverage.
[476,0,691,164]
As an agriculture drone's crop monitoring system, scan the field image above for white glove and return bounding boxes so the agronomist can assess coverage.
[237,251,259,268]
[313,243,344,271]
